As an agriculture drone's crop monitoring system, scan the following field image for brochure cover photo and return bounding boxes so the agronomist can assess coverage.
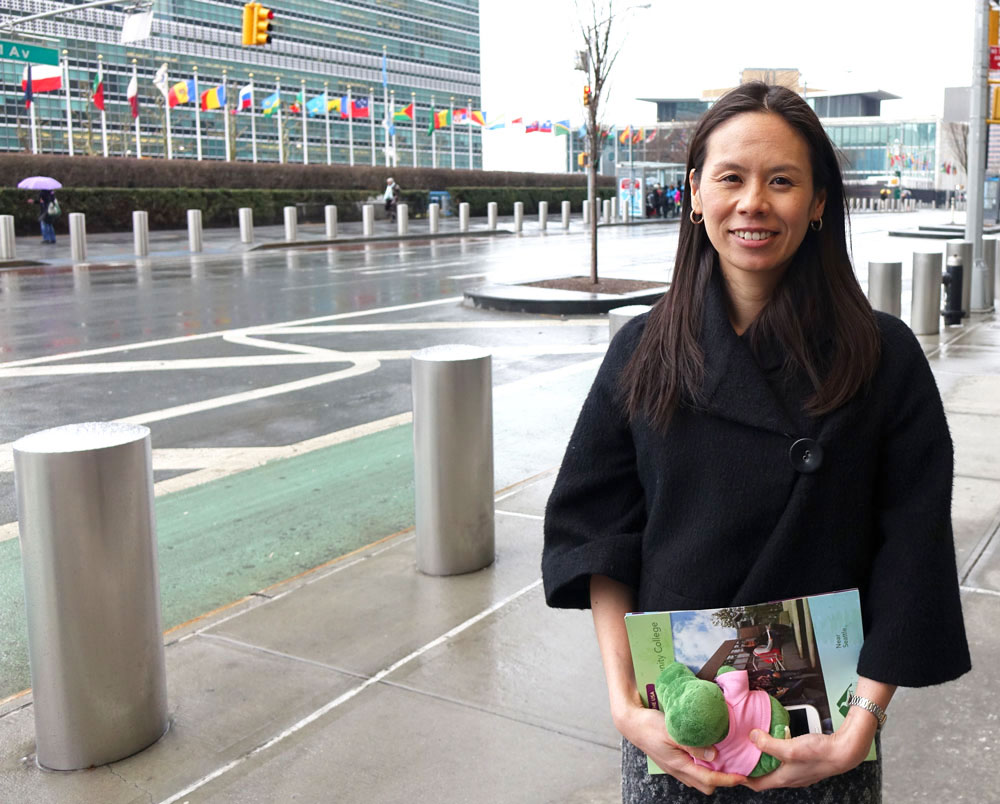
[624,589,874,774]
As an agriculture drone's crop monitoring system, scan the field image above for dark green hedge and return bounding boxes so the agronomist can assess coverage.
[447,186,616,216]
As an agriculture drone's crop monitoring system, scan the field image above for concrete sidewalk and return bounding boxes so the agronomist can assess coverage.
[0,309,998,802]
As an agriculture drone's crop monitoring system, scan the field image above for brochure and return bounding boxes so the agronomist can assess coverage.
[624,588,875,775]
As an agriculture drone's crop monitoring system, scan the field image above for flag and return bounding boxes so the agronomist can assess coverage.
[433,108,450,128]
[453,107,469,124]
[153,64,169,98]
[127,75,139,118]
[632,127,644,144]
[22,64,32,108]
[511,117,523,125]
[619,125,631,145]
[488,115,505,130]
[471,110,486,126]
[525,120,539,133]
[381,53,388,88]
[289,92,303,114]
[201,84,226,111]
[306,94,327,116]
[600,126,611,141]
[349,97,369,118]
[21,63,61,94]
[237,84,252,112]
[260,91,280,115]
[327,96,344,115]
[539,120,552,133]
[393,102,414,122]
[577,123,588,138]
[91,73,105,111]
[554,120,570,136]
[646,129,657,143]
[168,79,195,107]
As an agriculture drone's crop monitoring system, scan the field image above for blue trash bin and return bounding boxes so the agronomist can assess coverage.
[428,190,452,217]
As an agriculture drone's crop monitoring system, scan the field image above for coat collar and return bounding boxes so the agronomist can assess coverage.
[697,269,798,436]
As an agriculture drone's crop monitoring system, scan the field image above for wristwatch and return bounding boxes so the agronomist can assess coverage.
[846,693,887,728]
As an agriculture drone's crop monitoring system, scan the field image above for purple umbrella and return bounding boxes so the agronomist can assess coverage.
[17,176,62,190]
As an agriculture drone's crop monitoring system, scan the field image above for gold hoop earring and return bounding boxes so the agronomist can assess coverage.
[690,210,704,225]
[810,218,823,231]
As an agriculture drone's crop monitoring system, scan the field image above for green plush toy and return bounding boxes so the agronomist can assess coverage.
[654,662,789,777]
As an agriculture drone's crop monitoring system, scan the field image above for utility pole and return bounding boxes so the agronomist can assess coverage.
[966,0,990,310]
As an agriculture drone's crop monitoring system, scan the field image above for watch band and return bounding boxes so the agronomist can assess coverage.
[846,693,887,728]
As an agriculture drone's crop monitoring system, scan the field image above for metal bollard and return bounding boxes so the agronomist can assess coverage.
[239,207,254,244]
[538,200,548,231]
[867,261,902,318]
[362,204,374,237]
[397,203,409,236]
[411,345,495,576]
[283,205,298,241]
[133,210,149,257]
[982,237,996,309]
[943,253,965,326]
[609,304,652,339]
[561,200,570,229]
[13,422,168,770]
[428,202,440,234]
[911,252,943,335]
[602,198,611,223]
[623,202,631,224]
[459,202,470,232]
[611,196,619,221]
[187,209,203,253]
[582,199,591,225]
[0,214,15,260]
[513,201,523,233]
[945,240,972,318]
[324,205,337,238]
[69,212,87,262]
[487,201,497,230]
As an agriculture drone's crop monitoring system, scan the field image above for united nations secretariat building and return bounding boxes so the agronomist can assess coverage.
[0,0,482,167]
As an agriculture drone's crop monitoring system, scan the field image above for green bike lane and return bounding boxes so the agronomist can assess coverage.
[0,423,416,701]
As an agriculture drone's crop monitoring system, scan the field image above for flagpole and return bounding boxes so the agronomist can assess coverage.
[276,75,283,164]
[467,97,473,169]
[164,66,173,160]
[132,59,141,159]
[62,50,74,156]
[450,96,455,169]
[299,79,308,165]
[247,76,256,163]
[193,65,202,160]
[614,123,619,171]
[369,86,375,167]
[98,55,108,157]
[28,68,38,154]
[411,91,416,167]
[347,85,354,166]
[568,127,572,173]
[382,46,389,168]
[324,82,331,165]
[222,69,231,162]
[389,89,396,168]
[431,94,436,168]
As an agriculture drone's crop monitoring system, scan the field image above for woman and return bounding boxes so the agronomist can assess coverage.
[29,188,58,244]
[542,82,970,802]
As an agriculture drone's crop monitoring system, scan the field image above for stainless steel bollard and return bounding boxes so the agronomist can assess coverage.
[324,205,337,238]
[513,201,523,233]
[867,261,902,318]
[428,203,440,234]
[0,214,15,260]
[561,200,570,229]
[283,205,298,241]
[132,210,149,257]
[362,204,375,237]
[602,198,611,223]
[411,346,495,576]
[187,209,203,253]
[611,196,619,221]
[538,200,548,231]
[609,305,652,339]
[487,201,497,230]
[397,203,409,236]
[911,252,943,335]
[13,422,168,770]
[459,202,470,232]
[69,212,87,262]
[945,240,972,318]
[582,199,591,225]
[623,202,631,224]
[982,237,996,309]
[239,207,254,244]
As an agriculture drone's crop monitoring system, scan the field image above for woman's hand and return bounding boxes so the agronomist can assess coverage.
[616,702,746,796]
[741,709,876,791]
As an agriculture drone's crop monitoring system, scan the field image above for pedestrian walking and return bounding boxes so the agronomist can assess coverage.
[384,177,400,222]
[28,188,59,244]
[542,82,970,802]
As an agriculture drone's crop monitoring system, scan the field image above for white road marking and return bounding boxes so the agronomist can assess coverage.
[495,510,544,521]
[155,579,542,804]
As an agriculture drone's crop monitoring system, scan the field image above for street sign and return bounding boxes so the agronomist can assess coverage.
[992,45,1000,71]
[0,40,59,66]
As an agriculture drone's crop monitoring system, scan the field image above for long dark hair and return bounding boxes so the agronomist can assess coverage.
[621,82,880,431]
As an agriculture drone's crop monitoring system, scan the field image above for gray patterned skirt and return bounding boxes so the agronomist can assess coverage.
[621,737,881,804]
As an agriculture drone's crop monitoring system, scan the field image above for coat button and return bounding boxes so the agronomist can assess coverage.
[789,438,823,473]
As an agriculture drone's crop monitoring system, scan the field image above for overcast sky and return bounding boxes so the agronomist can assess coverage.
[479,0,977,171]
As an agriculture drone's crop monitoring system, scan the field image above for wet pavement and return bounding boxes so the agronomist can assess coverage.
[0,209,998,802]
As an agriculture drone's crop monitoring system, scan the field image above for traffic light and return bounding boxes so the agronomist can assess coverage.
[577,152,589,167]
[583,85,591,106]
[241,2,273,46]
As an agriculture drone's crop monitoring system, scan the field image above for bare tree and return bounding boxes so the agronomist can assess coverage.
[942,121,969,176]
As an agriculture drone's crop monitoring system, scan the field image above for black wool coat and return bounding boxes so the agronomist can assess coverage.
[542,274,971,688]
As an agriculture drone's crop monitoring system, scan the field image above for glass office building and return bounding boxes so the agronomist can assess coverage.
[1,0,482,167]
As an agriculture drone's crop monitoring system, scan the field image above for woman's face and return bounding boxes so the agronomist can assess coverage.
[690,112,825,288]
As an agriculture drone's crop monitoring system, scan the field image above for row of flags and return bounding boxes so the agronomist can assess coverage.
[22,63,139,118]
[888,151,932,171]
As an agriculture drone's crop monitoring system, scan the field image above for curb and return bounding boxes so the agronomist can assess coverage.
[464,282,668,315]
[247,228,515,251]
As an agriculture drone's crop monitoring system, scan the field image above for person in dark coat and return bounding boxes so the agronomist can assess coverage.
[28,188,57,244]
[542,82,970,802]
